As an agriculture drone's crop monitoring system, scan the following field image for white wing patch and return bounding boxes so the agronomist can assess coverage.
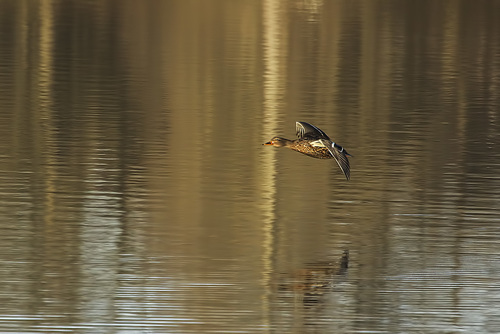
[310,140,327,148]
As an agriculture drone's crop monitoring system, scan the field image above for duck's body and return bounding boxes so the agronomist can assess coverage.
[265,137,334,159]
[264,121,352,180]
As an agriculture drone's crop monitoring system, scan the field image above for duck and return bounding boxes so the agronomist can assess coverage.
[263,121,352,180]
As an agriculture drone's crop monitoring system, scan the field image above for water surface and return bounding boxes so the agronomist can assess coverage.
[1,1,500,333]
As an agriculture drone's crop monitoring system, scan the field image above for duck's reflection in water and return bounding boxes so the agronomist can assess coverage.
[277,250,349,307]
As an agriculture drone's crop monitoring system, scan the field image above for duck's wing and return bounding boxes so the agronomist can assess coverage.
[328,142,351,180]
[296,122,331,140]
[312,139,351,180]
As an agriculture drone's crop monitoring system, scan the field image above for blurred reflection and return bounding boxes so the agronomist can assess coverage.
[277,250,349,304]
[274,250,350,332]
[260,0,288,329]
[38,0,56,227]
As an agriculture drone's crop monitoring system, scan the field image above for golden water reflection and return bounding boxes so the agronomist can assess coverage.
[0,0,499,333]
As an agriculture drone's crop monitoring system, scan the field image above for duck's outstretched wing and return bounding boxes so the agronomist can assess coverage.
[312,139,351,180]
[296,121,330,140]
[328,142,351,180]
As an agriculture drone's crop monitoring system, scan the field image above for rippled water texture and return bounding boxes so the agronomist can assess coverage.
[1,1,500,333]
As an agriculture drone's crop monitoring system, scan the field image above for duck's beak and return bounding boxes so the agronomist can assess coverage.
[263,141,273,146]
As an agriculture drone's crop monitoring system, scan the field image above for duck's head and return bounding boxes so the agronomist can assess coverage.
[263,137,291,147]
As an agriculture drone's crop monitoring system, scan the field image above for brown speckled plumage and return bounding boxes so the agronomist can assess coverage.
[287,140,332,159]
[264,121,352,180]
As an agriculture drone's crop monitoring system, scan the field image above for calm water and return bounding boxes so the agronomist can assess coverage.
[1,0,500,333]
